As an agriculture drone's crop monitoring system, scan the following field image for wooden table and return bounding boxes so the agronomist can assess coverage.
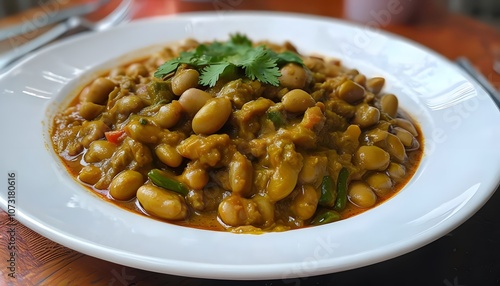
[1,1,499,285]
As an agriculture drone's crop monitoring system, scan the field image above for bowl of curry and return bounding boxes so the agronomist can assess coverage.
[50,33,423,233]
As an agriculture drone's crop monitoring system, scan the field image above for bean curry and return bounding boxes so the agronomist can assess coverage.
[51,35,423,233]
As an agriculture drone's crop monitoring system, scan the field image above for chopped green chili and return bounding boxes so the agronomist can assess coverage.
[311,209,341,225]
[334,167,349,212]
[147,169,188,196]
[318,175,336,208]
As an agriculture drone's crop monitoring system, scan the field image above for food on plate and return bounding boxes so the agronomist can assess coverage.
[51,34,422,233]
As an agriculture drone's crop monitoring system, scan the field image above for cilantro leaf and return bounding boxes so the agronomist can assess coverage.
[154,34,306,87]
[154,59,180,78]
[199,63,231,87]
[240,48,281,86]
[154,50,195,78]
[276,51,304,65]
[229,33,253,47]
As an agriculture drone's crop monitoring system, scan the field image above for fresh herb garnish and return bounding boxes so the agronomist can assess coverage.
[154,34,303,87]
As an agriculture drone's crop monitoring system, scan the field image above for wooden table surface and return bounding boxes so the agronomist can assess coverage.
[1,1,499,285]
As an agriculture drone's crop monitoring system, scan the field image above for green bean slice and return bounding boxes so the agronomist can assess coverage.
[148,169,188,196]
[311,209,341,225]
[318,175,336,207]
[334,167,349,212]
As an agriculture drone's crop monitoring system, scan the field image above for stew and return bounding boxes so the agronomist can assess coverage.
[51,35,423,233]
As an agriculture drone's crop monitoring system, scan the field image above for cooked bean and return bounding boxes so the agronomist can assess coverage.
[109,67,125,78]
[218,195,262,226]
[171,69,200,96]
[391,118,418,136]
[384,133,407,163]
[80,120,109,148]
[393,127,415,147]
[387,163,406,181]
[380,94,398,117]
[85,78,115,104]
[192,97,232,135]
[365,128,389,144]
[354,145,390,171]
[229,152,253,196]
[137,185,188,220]
[290,185,319,220]
[279,63,308,89]
[337,80,365,103]
[281,89,315,113]
[335,124,361,153]
[126,63,149,78]
[79,102,105,120]
[353,74,366,86]
[114,95,144,116]
[125,120,163,144]
[353,103,380,128]
[303,57,325,71]
[407,138,420,151]
[266,162,299,202]
[155,144,183,167]
[153,101,183,129]
[323,62,342,77]
[178,88,213,117]
[344,124,362,141]
[346,69,359,76]
[252,195,275,227]
[182,165,209,190]
[365,172,393,197]
[79,86,90,102]
[109,170,144,200]
[348,181,377,208]
[78,165,102,185]
[366,77,385,94]
[84,140,117,163]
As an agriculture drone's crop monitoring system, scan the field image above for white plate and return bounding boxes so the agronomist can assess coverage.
[1,12,499,280]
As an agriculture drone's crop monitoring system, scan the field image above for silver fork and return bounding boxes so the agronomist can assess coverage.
[0,0,132,70]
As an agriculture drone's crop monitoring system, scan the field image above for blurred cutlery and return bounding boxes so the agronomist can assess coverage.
[0,0,109,41]
[0,0,131,71]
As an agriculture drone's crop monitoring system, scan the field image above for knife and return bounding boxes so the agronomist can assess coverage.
[456,57,500,110]
[0,0,109,41]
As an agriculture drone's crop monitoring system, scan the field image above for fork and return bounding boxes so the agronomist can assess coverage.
[0,0,132,71]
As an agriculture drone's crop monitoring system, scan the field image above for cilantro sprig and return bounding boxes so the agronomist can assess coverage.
[154,34,304,87]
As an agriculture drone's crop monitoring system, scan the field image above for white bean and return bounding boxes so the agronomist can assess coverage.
[192,97,232,135]
[137,185,188,220]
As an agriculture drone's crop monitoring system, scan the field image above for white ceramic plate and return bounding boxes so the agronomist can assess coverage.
[1,12,499,280]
